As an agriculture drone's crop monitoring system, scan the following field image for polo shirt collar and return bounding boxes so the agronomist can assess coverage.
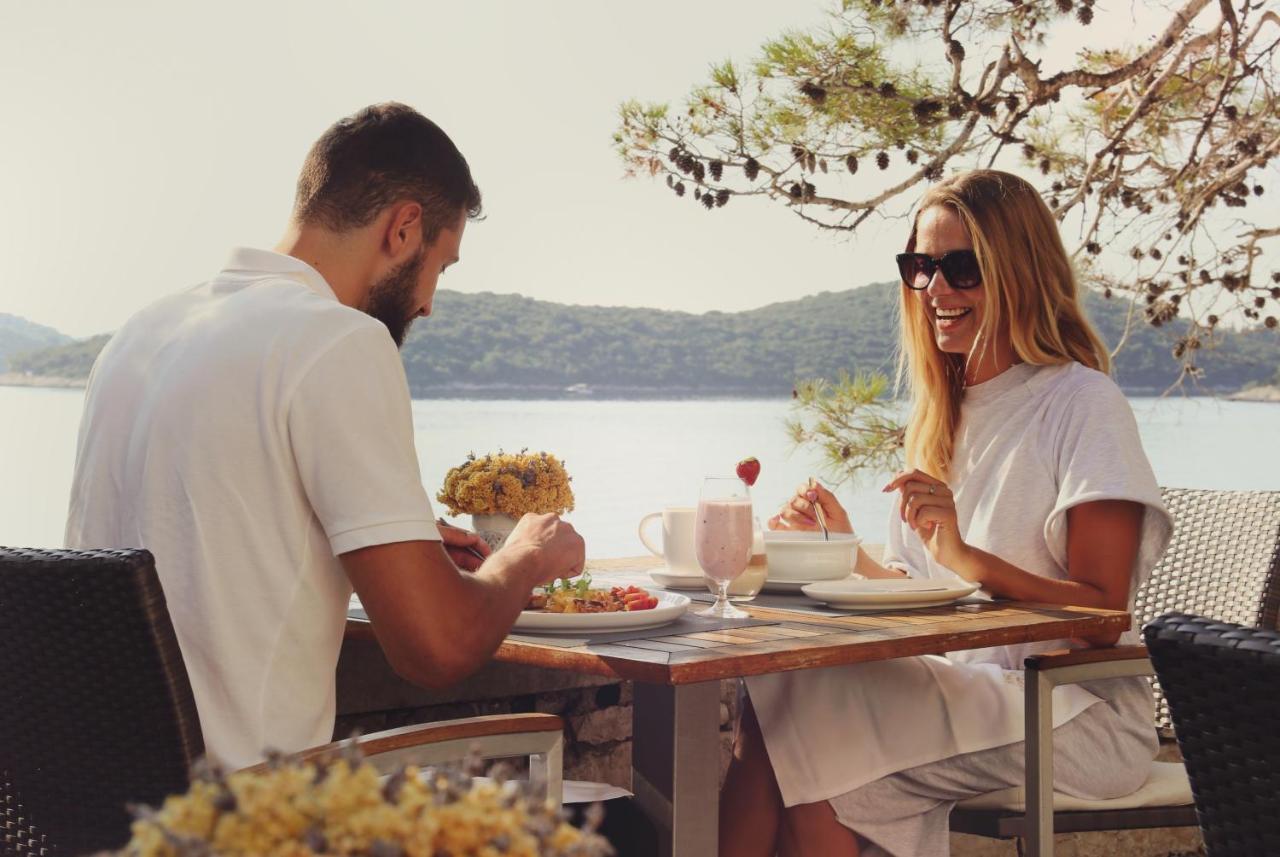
[223,247,338,301]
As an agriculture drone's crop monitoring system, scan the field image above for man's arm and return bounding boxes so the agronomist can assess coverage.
[342,513,584,689]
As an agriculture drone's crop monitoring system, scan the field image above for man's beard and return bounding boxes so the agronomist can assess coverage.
[363,249,425,348]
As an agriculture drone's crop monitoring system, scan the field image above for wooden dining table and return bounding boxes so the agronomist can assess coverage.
[347,557,1132,857]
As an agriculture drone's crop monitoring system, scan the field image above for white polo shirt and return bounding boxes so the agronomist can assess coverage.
[65,248,440,768]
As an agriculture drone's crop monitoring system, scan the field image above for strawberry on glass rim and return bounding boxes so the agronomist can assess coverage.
[736,456,761,487]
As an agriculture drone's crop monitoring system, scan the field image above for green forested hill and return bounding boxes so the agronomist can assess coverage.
[7,284,1279,397]
[0,313,71,372]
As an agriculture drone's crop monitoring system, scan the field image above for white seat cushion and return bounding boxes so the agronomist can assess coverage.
[956,761,1192,812]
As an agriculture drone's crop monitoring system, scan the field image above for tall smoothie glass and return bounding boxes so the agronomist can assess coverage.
[694,476,753,619]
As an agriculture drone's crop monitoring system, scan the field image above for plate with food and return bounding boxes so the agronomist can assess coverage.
[515,575,690,632]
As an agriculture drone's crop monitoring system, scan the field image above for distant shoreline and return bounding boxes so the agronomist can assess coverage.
[0,373,85,389]
[3,373,1277,402]
[1228,384,1280,402]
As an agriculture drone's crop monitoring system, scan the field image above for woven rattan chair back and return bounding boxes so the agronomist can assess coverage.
[1133,488,1280,732]
[0,548,204,856]
[1144,614,1280,856]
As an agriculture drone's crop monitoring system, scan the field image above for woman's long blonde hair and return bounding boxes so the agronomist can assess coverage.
[899,170,1110,478]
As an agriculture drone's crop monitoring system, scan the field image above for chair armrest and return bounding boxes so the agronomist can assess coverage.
[293,713,563,764]
[1025,645,1152,674]
[239,714,565,804]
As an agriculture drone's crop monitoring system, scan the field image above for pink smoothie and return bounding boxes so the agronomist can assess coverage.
[695,499,754,581]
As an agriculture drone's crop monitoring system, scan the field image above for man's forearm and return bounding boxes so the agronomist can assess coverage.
[416,544,545,685]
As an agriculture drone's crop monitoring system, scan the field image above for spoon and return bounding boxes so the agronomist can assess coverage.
[808,477,830,541]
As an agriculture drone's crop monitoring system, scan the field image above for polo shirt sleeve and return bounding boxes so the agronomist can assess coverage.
[287,323,441,556]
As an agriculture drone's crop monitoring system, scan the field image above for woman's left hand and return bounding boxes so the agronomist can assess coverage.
[883,470,973,575]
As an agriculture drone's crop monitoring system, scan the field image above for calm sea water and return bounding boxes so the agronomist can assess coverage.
[3,386,1278,557]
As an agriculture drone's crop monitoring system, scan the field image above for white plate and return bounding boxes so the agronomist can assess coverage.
[801,578,979,611]
[514,590,691,633]
[647,567,707,590]
[762,576,855,593]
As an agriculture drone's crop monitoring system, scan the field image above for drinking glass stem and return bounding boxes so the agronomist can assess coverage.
[716,579,730,612]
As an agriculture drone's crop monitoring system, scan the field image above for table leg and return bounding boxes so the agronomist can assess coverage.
[632,681,722,857]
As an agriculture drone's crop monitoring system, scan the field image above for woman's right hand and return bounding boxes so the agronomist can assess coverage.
[768,480,854,534]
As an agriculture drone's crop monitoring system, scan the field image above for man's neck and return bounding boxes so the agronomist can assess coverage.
[274,224,374,310]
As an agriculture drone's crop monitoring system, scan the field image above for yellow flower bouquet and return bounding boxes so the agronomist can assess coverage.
[114,751,611,857]
[437,451,575,550]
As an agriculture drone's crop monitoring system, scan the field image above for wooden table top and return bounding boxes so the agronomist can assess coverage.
[345,557,1131,686]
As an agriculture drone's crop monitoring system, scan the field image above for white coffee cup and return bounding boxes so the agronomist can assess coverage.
[638,507,699,574]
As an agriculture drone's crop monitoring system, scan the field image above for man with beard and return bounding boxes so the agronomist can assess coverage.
[65,103,585,769]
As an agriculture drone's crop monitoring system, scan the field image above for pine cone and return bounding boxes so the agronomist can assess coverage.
[878,81,897,98]
[691,161,706,182]
[906,149,919,164]
[744,157,761,181]
[716,189,730,207]
[709,160,724,181]
[1086,242,1101,255]
[674,181,686,197]
[701,193,715,210]
[845,154,859,174]
[876,151,890,170]
[947,101,965,119]
[1056,0,1072,12]
[1077,5,1093,24]
[799,81,828,105]
[947,39,965,61]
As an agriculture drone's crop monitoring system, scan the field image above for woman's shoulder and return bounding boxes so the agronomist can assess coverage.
[1031,361,1128,414]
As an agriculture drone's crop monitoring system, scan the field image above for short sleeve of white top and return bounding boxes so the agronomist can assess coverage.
[65,248,440,769]
[744,362,1172,805]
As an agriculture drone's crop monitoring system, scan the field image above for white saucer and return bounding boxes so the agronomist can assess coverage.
[762,575,854,593]
[801,578,980,611]
[647,567,707,590]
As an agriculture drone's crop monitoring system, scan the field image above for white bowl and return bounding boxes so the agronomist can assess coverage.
[763,531,861,581]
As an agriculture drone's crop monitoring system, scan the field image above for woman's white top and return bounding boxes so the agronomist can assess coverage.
[746,361,1172,805]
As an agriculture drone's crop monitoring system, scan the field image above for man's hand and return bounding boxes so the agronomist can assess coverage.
[436,519,491,571]
[502,513,586,585]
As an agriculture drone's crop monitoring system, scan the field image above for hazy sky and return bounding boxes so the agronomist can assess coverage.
[1,1,1273,338]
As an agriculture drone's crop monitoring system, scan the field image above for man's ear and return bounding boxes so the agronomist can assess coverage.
[384,201,424,260]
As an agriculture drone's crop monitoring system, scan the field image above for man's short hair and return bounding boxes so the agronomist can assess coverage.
[292,103,483,245]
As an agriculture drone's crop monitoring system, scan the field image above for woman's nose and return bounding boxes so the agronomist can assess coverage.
[925,267,954,296]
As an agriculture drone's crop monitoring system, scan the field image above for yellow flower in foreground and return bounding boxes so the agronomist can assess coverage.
[437,451,575,517]
[116,752,611,857]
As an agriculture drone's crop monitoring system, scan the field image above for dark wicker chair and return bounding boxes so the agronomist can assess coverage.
[0,548,204,856]
[951,487,1280,856]
[1145,614,1280,856]
[0,547,567,856]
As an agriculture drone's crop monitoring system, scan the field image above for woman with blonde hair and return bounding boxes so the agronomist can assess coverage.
[720,170,1172,857]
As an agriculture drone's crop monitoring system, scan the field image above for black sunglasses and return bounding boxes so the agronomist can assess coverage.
[895,250,982,290]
